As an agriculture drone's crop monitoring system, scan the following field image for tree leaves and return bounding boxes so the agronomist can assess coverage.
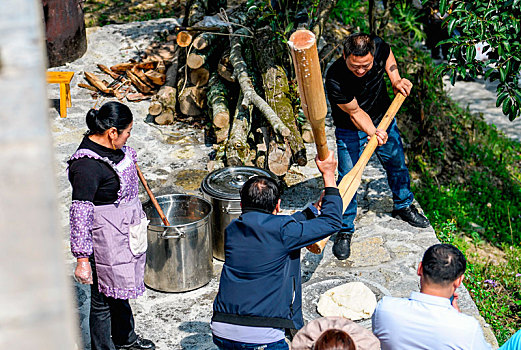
[438,0,521,120]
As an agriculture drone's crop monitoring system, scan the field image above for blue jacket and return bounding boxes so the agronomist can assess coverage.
[212,187,343,330]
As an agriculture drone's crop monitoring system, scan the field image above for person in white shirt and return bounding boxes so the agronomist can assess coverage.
[372,243,492,350]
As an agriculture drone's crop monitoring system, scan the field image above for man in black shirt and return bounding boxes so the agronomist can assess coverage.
[325,33,429,260]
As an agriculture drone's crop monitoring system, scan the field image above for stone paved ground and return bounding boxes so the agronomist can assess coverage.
[49,19,498,349]
[443,77,521,143]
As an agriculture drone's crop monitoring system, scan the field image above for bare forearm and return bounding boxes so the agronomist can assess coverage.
[350,108,377,135]
[386,49,412,96]
[386,50,401,85]
[322,172,337,188]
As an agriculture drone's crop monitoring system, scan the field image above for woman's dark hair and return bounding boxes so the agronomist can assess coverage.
[343,33,375,57]
[240,176,281,213]
[422,244,467,286]
[314,329,356,350]
[85,101,133,136]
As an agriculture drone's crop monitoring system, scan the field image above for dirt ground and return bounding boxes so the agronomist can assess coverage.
[83,0,186,27]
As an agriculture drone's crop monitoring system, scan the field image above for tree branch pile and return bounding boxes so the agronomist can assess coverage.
[81,2,339,177]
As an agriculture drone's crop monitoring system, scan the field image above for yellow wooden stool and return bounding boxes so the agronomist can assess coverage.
[47,71,74,118]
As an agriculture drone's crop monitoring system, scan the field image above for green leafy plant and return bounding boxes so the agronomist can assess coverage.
[391,0,426,44]
[331,0,370,33]
[430,0,521,121]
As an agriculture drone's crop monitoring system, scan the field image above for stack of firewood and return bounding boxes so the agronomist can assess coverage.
[80,0,337,177]
[80,60,167,102]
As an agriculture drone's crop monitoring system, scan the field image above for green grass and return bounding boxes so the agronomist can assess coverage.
[432,222,521,344]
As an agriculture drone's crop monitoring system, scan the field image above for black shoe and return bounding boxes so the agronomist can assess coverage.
[332,233,352,260]
[392,204,430,228]
[116,337,155,350]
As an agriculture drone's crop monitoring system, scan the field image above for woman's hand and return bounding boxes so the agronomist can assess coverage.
[75,259,93,284]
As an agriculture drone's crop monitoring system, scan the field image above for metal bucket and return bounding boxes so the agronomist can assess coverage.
[200,166,278,261]
[144,194,213,292]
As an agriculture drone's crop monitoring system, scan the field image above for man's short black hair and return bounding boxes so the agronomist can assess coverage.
[421,244,467,285]
[343,33,375,57]
[240,176,281,213]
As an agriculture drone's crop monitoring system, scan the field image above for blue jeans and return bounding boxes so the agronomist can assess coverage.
[213,336,289,350]
[335,120,414,234]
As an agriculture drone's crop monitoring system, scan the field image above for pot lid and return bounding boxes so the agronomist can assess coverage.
[201,166,277,200]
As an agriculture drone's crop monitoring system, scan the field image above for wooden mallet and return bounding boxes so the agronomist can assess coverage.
[289,29,407,254]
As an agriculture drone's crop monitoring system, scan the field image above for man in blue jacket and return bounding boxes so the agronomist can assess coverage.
[211,151,343,349]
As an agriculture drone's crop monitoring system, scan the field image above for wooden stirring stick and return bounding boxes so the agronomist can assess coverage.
[136,163,170,226]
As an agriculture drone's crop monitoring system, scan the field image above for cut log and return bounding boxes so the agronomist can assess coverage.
[84,71,113,94]
[217,52,235,82]
[192,32,222,51]
[156,86,177,110]
[229,27,291,138]
[130,66,154,88]
[207,71,231,143]
[126,70,152,94]
[215,128,229,144]
[187,38,224,69]
[178,85,206,116]
[176,31,193,47]
[255,26,307,166]
[154,109,174,125]
[226,93,252,166]
[264,66,307,166]
[190,65,210,87]
[148,101,163,116]
[144,70,166,86]
[208,72,230,128]
[150,86,177,124]
[268,140,292,176]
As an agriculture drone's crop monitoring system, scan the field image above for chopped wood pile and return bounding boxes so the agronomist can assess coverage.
[79,0,338,177]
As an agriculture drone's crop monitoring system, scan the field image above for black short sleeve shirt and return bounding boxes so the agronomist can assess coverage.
[325,36,392,130]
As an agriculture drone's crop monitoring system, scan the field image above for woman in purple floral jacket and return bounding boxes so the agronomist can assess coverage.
[68,101,154,350]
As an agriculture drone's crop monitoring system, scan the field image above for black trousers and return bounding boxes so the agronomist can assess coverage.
[90,257,137,350]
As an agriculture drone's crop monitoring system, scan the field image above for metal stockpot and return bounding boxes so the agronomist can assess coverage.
[144,194,213,292]
[200,166,278,261]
